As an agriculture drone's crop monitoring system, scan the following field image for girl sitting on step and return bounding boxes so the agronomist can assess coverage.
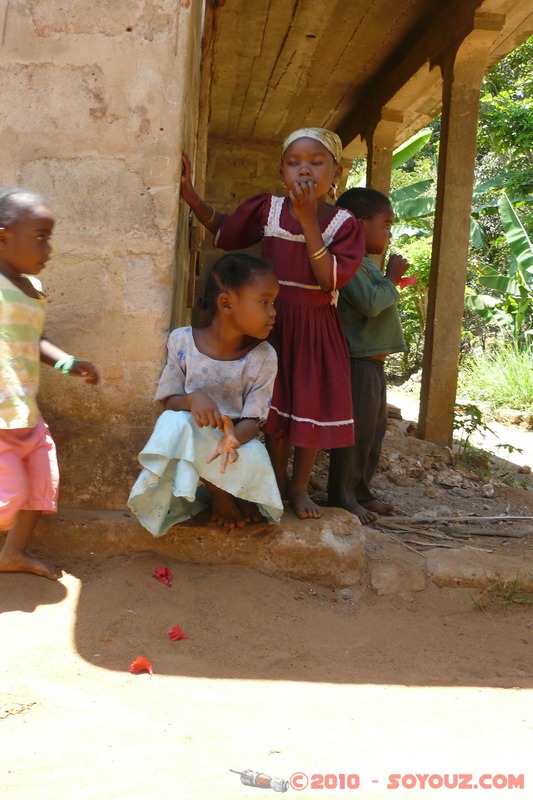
[128,253,284,534]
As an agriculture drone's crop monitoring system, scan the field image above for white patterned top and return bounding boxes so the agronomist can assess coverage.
[155,326,278,422]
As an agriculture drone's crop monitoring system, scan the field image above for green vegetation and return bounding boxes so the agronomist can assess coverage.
[449,401,526,482]
[448,402,495,478]
[347,36,533,422]
[457,343,533,415]
[450,403,494,459]
[470,574,533,611]
[464,193,533,346]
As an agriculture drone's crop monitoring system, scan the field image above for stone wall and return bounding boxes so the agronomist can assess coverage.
[0,1,204,510]
[202,136,281,255]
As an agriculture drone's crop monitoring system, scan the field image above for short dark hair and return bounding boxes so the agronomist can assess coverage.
[336,187,392,220]
[0,187,50,228]
[197,253,275,313]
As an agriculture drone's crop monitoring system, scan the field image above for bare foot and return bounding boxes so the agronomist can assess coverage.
[360,498,394,515]
[0,550,61,580]
[349,503,379,525]
[209,492,246,529]
[328,496,379,524]
[289,489,322,520]
[235,498,264,524]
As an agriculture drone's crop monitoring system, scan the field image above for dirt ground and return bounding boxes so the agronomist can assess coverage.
[1,391,532,799]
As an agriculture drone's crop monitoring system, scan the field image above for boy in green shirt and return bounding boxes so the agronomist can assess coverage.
[328,188,411,524]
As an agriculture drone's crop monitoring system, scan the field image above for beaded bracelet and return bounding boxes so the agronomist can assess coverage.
[54,355,80,374]
[309,245,328,261]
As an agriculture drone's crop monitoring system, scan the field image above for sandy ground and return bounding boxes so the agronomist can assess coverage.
[1,392,533,799]
[1,555,532,800]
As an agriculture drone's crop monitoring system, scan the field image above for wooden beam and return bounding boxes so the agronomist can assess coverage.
[336,0,485,148]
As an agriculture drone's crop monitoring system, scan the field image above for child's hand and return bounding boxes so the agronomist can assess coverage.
[206,415,240,473]
[69,361,99,385]
[290,180,318,222]
[180,151,197,205]
[385,254,411,286]
[189,391,223,429]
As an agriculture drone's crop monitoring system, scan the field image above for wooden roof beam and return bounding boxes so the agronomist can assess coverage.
[336,0,485,149]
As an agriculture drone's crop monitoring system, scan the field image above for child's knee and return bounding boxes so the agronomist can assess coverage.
[0,450,29,531]
[0,491,28,531]
[267,429,287,446]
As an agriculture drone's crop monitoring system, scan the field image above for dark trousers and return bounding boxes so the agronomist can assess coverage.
[328,357,387,507]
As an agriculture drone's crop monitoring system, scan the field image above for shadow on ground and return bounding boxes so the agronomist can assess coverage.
[0,571,67,614]
[66,550,532,688]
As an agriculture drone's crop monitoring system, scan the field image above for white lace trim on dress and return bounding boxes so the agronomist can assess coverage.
[264,196,345,305]
[270,405,354,427]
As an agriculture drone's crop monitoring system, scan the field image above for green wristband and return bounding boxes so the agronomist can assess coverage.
[54,355,80,374]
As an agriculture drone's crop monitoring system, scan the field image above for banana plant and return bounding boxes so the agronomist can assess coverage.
[390,172,524,247]
[465,193,533,342]
[352,128,518,249]
[391,128,432,169]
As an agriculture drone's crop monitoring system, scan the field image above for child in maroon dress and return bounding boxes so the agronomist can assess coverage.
[181,128,364,519]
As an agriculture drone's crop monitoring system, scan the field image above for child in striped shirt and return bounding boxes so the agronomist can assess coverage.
[0,187,98,580]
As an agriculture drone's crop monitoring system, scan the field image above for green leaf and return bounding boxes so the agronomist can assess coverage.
[490,307,515,329]
[498,193,533,282]
[478,274,521,295]
[392,129,432,169]
[472,174,508,197]
[472,195,533,215]
[391,179,434,202]
[392,196,436,221]
[391,223,432,241]
[464,294,500,311]
[470,217,485,248]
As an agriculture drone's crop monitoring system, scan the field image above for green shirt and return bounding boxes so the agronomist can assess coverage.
[337,256,406,358]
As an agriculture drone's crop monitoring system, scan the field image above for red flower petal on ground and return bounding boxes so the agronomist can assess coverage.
[129,655,153,675]
[153,566,172,587]
[167,624,189,641]
[398,275,417,289]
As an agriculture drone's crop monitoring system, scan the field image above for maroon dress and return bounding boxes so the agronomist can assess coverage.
[215,193,365,449]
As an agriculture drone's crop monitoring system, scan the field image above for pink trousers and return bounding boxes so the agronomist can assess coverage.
[0,417,59,531]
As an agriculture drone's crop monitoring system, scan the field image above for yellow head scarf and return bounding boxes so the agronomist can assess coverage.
[281,127,343,163]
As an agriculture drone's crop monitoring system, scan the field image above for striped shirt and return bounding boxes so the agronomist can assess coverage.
[0,273,46,429]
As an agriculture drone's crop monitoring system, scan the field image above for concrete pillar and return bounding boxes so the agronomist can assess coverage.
[418,13,505,446]
[365,110,404,196]
[364,111,403,267]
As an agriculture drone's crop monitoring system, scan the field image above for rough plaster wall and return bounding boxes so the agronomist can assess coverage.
[28,0,176,40]
[0,0,203,509]
[196,137,283,312]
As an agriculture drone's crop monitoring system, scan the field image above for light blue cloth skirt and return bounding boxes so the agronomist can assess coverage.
[128,410,284,536]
